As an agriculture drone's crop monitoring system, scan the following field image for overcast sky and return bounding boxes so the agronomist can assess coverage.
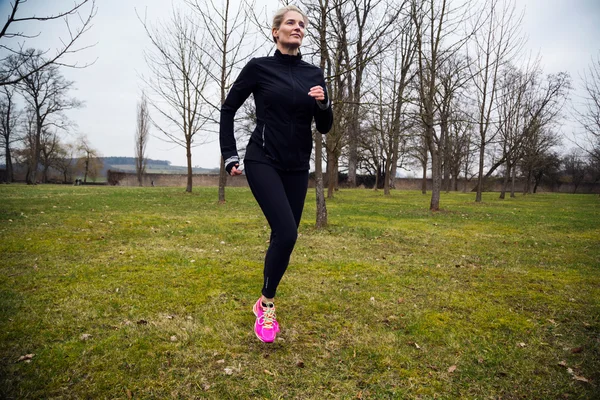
[2,0,599,169]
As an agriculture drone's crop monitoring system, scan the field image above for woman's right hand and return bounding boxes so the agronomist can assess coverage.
[230,164,243,176]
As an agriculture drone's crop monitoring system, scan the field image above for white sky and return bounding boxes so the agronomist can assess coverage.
[1,0,599,169]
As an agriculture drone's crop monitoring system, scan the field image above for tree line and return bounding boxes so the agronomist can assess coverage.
[1,0,598,221]
[0,0,98,184]
[137,0,599,226]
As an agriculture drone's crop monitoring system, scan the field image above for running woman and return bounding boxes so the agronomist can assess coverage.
[219,5,333,343]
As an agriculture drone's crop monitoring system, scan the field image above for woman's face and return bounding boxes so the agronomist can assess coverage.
[273,11,305,49]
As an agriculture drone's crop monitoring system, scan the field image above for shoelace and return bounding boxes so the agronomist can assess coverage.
[261,304,276,329]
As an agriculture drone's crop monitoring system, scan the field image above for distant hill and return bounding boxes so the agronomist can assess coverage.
[102,157,219,175]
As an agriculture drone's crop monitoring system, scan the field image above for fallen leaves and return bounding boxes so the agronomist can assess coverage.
[570,347,583,354]
[18,354,35,363]
[447,365,457,373]
[573,375,589,383]
[407,342,421,350]
[558,360,590,384]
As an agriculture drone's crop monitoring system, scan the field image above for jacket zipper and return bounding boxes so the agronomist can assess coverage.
[289,64,296,160]
[262,124,266,149]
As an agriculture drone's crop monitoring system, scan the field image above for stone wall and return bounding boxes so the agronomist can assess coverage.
[107,170,600,194]
[108,171,248,187]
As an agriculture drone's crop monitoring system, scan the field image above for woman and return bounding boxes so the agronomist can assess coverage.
[219,5,333,343]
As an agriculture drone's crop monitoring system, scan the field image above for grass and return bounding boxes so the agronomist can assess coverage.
[0,185,598,399]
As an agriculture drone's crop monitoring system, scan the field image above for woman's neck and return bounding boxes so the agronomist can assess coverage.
[277,43,299,56]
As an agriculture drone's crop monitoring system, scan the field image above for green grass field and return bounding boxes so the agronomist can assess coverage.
[0,185,598,399]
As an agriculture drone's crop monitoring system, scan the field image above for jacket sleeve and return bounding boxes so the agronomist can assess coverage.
[314,72,333,134]
[220,59,257,167]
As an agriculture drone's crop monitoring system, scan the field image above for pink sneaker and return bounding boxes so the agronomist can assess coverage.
[252,298,280,343]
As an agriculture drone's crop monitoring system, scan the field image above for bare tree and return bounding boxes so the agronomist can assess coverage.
[413,0,471,211]
[447,108,475,191]
[468,0,524,202]
[135,92,150,186]
[187,0,258,203]
[385,7,417,194]
[574,53,600,170]
[77,135,101,183]
[140,8,213,193]
[0,0,96,86]
[39,128,59,183]
[497,64,530,198]
[435,53,470,193]
[15,51,81,184]
[0,84,20,182]
[344,0,402,187]
[302,0,333,227]
[357,5,417,195]
[324,0,351,198]
[53,141,76,183]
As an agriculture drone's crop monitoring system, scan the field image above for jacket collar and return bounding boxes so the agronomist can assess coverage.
[274,49,302,63]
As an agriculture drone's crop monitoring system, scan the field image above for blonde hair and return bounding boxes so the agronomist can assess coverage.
[272,5,309,43]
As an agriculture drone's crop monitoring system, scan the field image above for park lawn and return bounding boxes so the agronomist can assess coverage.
[0,185,598,399]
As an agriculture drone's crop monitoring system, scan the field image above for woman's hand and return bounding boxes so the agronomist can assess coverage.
[230,164,243,176]
[308,85,325,101]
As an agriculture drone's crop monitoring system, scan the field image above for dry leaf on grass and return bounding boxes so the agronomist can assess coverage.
[18,354,35,362]
[571,347,583,353]
[448,365,457,373]
[224,367,234,375]
[573,375,589,383]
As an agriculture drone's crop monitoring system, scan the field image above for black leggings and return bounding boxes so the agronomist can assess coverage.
[245,161,309,299]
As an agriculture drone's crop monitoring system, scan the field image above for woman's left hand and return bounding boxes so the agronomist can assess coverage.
[308,86,325,101]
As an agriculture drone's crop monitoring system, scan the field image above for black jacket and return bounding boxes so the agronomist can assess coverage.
[220,50,333,171]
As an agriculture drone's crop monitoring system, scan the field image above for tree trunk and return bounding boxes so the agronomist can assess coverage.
[327,149,338,199]
[383,158,392,195]
[510,166,516,197]
[443,161,451,193]
[430,146,441,211]
[499,162,510,199]
[475,139,485,201]
[186,145,192,193]
[83,159,89,183]
[421,159,427,194]
[314,132,327,228]
[4,140,13,182]
[218,157,227,203]
[347,116,358,187]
